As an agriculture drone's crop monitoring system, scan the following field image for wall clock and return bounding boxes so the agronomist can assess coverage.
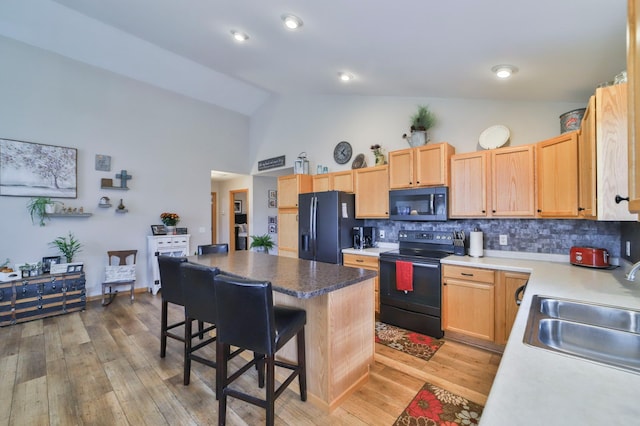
[333,141,353,164]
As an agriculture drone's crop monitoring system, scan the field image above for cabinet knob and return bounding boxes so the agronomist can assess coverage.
[416,181,420,184]
[578,207,585,211]
[492,210,496,213]
[615,195,630,204]
[409,181,412,185]
[481,210,486,213]
[537,209,542,213]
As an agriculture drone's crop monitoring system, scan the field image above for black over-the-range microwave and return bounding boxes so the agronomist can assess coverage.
[388,187,448,221]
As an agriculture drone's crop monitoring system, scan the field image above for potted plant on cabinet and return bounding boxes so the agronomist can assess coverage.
[403,105,436,147]
[27,197,56,226]
[49,232,82,262]
[250,234,275,253]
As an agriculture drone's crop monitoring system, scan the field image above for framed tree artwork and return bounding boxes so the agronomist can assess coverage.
[0,138,77,198]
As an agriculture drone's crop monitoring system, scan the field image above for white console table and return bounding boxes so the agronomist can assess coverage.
[146,234,190,295]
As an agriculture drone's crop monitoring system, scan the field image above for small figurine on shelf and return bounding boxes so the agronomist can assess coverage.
[370,144,387,166]
[118,199,126,211]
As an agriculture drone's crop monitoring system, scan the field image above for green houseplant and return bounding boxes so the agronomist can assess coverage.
[49,232,82,262]
[250,234,275,253]
[404,105,437,147]
[27,197,55,226]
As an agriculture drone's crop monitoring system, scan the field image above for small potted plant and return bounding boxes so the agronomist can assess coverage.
[250,234,275,254]
[403,105,436,147]
[49,232,83,263]
[27,197,56,226]
[160,212,180,235]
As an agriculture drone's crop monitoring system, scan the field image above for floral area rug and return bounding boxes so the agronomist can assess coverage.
[375,322,444,361]
[394,382,484,426]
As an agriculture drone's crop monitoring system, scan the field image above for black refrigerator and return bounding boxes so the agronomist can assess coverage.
[298,191,363,264]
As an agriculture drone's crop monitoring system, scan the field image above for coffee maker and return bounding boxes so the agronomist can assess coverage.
[352,226,378,249]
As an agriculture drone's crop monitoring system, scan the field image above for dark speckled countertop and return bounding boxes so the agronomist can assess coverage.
[188,251,377,299]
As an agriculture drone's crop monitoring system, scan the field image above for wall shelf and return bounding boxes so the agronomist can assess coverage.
[115,209,129,214]
[47,213,93,218]
[100,186,129,190]
[98,204,112,208]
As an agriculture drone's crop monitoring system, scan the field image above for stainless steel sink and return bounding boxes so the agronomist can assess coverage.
[539,297,640,333]
[524,295,640,374]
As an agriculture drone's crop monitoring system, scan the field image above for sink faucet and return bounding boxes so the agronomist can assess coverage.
[626,260,640,281]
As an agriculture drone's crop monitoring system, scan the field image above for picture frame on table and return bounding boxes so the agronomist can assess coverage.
[41,256,61,273]
[151,224,167,235]
[0,138,77,198]
[234,200,242,213]
[176,227,188,235]
[66,264,83,273]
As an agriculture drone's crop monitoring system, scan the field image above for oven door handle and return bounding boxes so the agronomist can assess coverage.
[379,258,439,269]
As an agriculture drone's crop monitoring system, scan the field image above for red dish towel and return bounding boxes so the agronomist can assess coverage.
[396,260,413,292]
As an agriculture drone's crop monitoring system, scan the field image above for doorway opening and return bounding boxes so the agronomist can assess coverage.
[229,188,249,251]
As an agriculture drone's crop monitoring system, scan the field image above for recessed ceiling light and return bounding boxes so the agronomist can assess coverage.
[282,14,303,30]
[338,72,354,82]
[491,64,518,79]
[230,30,249,42]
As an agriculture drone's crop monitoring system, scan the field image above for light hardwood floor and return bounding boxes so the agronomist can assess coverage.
[0,292,501,425]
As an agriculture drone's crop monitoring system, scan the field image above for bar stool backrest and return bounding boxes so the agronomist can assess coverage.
[214,274,276,355]
[180,262,220,325]
[157,256,187,305]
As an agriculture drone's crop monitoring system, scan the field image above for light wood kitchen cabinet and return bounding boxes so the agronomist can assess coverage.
[277,174,312,258]
[354,165,389,218]
[627,0,640,214]
[312,170,354,193]
[450,151,489,217]
[579,97,597,218]
[277,209,299,258]
[536,131,579,218]
[332,170,354,192]
[312,174,331,192]
[491,144,536,217]
[442,265,495,341]
[591,84,636,220]
[389,142,455,189]
[443,265,529,347]
[495,271,530,345]
[451,145,536,218]
[277,174,312,208]
[343,253,380,313]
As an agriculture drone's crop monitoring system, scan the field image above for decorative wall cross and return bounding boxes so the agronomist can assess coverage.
[115,170,132,188]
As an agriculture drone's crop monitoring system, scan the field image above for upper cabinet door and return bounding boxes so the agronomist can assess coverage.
[578,96,597,218]
[628,0,640,214]
[536,132,579,218]
[450,151,489,218]
[277,174,312,208]
[491,145,536,217]
[415,143,455,187]
[388,148,414,189]
[354,165,389,218]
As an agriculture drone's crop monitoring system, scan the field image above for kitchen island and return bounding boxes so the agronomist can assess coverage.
[188,251,377,412]
[442,254,640,425]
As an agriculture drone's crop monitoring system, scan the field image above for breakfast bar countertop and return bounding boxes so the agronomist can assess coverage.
[188,250,377,299]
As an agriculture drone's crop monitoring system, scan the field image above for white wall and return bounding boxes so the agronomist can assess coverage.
[249,95,586,173]
[0,37,250,297]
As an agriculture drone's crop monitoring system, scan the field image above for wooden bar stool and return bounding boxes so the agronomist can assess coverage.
[214,274,307,426]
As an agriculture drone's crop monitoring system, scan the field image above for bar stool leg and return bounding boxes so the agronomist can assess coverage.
[297,329,307,401]
[184,317,192,385]
[266,356,276,426]
[160,300,168,358]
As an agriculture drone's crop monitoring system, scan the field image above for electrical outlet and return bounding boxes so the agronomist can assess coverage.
[499,234,508,245]
[379,229,385,239]
[627,241,631,257]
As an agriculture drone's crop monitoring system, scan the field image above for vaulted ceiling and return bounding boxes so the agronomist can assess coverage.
[1,0,628,115]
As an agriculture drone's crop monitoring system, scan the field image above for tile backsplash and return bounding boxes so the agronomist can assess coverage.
[366,219,622,257]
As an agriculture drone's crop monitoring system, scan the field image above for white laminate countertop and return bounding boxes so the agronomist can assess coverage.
[443,254,640,425]
[342,243,397,257]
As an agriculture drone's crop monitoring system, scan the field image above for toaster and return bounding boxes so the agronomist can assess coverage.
[570,246,610,268]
